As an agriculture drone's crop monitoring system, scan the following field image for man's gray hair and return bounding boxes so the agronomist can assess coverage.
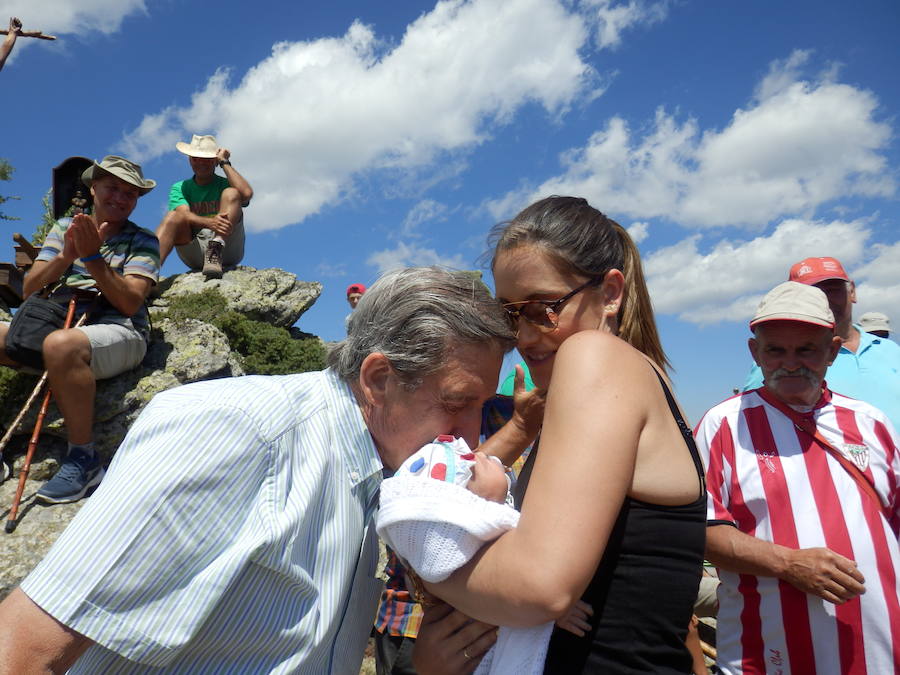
[328,266,515,388]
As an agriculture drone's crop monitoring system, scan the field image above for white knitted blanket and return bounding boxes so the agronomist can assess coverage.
[376,474,553,675]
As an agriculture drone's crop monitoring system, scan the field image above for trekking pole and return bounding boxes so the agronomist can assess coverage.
[5,298,86,533]
[0,372,49,479]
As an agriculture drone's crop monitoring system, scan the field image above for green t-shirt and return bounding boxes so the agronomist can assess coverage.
[499,361,535,395]
[168,175,231,217]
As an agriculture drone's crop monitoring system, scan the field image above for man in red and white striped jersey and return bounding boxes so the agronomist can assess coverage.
[696,281,900,675]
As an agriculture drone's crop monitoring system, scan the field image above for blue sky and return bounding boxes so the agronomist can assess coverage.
[2,0,899,422]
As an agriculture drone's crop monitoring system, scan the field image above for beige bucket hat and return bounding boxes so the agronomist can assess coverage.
[81,155,156,195]
[176,134,220,158]
[750,281,835,329]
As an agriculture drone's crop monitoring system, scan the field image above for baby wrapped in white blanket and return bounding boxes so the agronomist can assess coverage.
[376,436,553,675]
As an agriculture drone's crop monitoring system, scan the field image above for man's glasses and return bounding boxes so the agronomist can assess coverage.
[501,275,604,334]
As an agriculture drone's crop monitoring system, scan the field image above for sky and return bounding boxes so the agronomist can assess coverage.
[2,0,899,423]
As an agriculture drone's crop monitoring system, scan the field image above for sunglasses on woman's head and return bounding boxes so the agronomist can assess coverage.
[501,275,604,334]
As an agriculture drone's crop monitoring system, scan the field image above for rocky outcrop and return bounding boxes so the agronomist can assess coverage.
[0,266,322,598]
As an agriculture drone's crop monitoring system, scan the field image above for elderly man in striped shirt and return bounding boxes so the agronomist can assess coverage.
[0,266,515,675]
[696,281,900,675]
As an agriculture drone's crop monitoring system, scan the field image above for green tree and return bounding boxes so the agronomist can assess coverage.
[31,190,55,246]
[0,158,20,221]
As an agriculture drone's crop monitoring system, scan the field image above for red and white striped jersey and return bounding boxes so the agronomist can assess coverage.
[695,387,900,675]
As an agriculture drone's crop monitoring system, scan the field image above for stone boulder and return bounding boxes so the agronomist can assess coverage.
[151,266,322,328]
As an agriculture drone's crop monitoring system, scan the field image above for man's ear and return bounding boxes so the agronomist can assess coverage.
[849,281,857,304]
[827,335,841,365]
[358,352,393,407]
[748,337,761,366]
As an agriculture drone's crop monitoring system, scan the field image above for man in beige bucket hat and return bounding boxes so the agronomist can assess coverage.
[0,155,160,502]
[155,134,253,278]
[695,281,900,675]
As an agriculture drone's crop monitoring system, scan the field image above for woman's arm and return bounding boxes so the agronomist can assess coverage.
[428,331,648,626]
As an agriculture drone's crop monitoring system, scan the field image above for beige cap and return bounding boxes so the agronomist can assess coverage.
[176,134,220,158]
[750,281,835,329]
[859,311,890,333]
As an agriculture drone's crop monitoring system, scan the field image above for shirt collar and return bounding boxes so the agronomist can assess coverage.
[850,323,879,354]
[322,368,383,489]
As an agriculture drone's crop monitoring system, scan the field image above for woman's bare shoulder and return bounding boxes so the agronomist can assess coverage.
[556,330,652,378]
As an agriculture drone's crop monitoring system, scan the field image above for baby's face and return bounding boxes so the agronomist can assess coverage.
[466,452,509,503]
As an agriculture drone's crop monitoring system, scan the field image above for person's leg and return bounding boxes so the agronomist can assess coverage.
[156,210,195,265]
[42,328,94,445]
[175,229,208,271]
[0,322,17,367]
[373,630,418,675]
[37,324,146,503]
[220,201,245,268]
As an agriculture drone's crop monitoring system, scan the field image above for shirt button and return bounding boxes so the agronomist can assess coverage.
[350,470,360,481]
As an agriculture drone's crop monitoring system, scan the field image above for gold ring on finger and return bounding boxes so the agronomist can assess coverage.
[463,648,471,659]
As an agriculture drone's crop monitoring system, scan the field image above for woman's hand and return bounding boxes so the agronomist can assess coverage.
[555,599,593,637]
[412,602,498,675]
[510,364,546,441]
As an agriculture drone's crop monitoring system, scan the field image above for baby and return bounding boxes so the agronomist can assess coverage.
[377,435,552,675]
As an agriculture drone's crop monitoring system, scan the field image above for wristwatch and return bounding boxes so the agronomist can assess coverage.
[218,160,232,167]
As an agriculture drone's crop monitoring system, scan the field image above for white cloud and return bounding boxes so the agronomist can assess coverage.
[120,0,603,233]
[582,0,669,50]
[643,218,873,324]
[853,241,900,323]
[627,221,649,243]
[400,199,449,239]
[367,241,467,274]
[490,50,894,229]
[2,0,146,42]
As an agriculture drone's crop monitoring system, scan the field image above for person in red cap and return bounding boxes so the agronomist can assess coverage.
[697,281,900,675]
[743,256,900,431]
[345,283,366,331]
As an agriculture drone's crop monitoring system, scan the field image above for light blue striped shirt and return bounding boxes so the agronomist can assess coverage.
[21,369,385,674]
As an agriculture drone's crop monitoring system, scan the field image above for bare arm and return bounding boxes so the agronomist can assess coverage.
[0,17,20,72]
[428,331,646,626]
[0,588,93,674]
[64,214,154,316]
[478,365,546,466]
[216,148,253,204]
[705,524,866,605]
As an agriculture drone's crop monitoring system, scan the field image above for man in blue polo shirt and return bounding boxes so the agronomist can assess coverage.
[742,256,900,430]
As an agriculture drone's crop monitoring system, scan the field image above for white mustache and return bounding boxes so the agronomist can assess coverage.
[769,367,820,386]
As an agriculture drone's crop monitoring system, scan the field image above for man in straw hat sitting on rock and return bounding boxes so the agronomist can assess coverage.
[0,155,160,503]
[155,134,253,279]
[695,281,900,675]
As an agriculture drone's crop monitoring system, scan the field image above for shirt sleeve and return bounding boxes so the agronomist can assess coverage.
[123,229,161,284]
[19,385,275,667]
[167,180,188,211]
[694,411,736,525]
[741,364,763,392]
[34,219,67,263]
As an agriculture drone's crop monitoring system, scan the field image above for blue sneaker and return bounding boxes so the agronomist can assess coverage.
[36,447,105,504]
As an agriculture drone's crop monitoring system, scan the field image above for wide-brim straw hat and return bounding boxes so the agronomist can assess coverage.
[81,155,155,196]
[176,134,220,158]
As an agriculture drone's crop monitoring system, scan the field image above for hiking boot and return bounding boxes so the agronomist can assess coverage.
[202,240,224,279]
[36,447,105,504]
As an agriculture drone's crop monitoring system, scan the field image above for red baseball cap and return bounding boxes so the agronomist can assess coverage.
[346,283,366,296]
[788,257,850,286]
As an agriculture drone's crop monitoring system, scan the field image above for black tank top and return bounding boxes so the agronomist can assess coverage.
[513,370,707,674]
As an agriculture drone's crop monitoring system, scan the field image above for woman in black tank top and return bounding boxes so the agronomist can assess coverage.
[423,196,706,674]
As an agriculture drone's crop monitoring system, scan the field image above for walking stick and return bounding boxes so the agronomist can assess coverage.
[5,297,86,533]
[0,372,48,478]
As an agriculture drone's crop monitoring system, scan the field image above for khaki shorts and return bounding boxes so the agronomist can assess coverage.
[176,220,246,271]
[76,323,147,380]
